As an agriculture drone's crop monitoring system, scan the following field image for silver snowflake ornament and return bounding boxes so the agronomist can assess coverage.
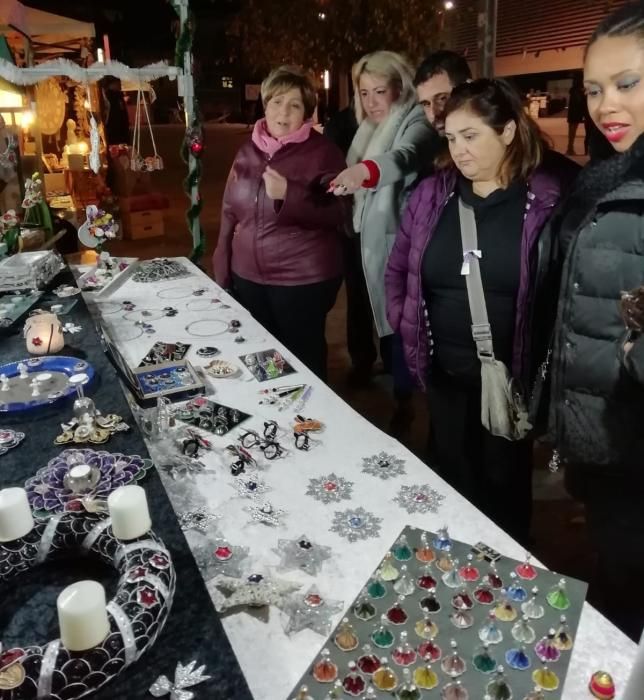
[330,507,383,543]
[274,534,333,576]
[393,483,445,514]
[283,585,344,636]
[361,451,406,480]
[246,500,285,526]
[233,471,270,499]
[149,659,211,700]
[177,507,220,534]
[212,573,300,612]
[306,472,354,504]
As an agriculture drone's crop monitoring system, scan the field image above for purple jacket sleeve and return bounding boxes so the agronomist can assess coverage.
[385,185,423,332]
[212,163,238,289]
[274,142,346,230]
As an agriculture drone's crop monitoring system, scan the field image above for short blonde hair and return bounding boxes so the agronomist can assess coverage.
[261,66,317,120]
[352,51,416,123]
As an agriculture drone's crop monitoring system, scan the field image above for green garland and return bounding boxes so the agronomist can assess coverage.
[171,0,204,262]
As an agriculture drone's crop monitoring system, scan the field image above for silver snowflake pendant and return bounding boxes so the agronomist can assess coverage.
[361,451,406,480]
[149,659,211,700]
[393,483,445,514]
[330,507,383,543]
[176,507,220,534]
[306,472,354,504]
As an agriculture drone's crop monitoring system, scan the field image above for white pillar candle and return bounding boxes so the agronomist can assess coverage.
[57,580,111,651]
[108,485,152,540]
[623,628,644,699]
[0,487,34,542]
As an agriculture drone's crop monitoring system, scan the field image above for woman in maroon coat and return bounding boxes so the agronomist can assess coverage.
[213,66,346,380]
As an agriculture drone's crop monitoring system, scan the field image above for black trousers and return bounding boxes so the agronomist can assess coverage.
[232,274,341,382]
[566,464,644,641]
[426,367,533,545]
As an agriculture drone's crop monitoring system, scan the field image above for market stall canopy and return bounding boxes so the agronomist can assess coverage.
[0,0,95,60]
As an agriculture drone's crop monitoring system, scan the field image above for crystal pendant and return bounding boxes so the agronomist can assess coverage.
[393,565,416,596]
[371,615,395,648]
[441,640,466,677]
[479,613,504,644]
[473,643,498,674]
[334,618,359,652]
[442,559,461,588]
[323,680,343,699]
[433,525,452,551]
[588,671,615,699]
[357,645,381,675]
[553,615,574,651]
[367,577,387,599]
[516,555,538,581]
[392,534,413,561]
[449,610,474,629]
[353,596,377,621]
[521,587,545,620]
[494,594,518,622]
[485,666,513,700]
[419,590,441,614]
[416,564,438,590]
[386,597,408,625]
[546,578,571,611]
[418,639,442,662]
[415,533,435,563]
[474,584,496,605]
[312,649,338,683]
[458,554,480,582]
[523,686,546,700]
[395,668,421,700]
[413,663,439,690]
[512,615,536,644]
[483,565,504,589]
[379,553,400,582]
[505,645,532,671]
[532,663,559,691]
[451,587,474,611]
[506,572,528,602]
[341,661,366,697]
[414,616,439,640]
[291,685,314,700]
[435,550,454,573]
[440,681,469,700]
[392,631,417,667]
[372,658,399,692]
[535,629,561,663]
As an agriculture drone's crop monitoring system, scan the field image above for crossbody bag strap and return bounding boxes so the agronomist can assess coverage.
[458,198,495,359]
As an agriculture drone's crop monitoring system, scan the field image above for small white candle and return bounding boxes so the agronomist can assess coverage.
[108,485,152,540]
[0,487,34,542]
[57,580,110,651]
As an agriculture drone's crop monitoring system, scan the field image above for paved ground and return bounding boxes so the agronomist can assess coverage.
[107,121,597,608]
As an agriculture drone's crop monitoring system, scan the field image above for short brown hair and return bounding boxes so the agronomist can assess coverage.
[438,78,547,185]
[261,66,317,120]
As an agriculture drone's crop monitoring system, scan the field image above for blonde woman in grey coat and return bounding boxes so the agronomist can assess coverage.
[331,50,437,437]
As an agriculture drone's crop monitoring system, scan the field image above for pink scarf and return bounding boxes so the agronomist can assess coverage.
[252,118,313,157]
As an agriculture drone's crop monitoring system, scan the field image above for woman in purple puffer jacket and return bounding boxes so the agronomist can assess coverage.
[385,79,576,544]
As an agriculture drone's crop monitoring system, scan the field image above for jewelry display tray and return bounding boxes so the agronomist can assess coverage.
[99,324,204,407]
[292,525,587,700]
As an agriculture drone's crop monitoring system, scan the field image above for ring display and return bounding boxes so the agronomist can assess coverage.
[0,510,175,699]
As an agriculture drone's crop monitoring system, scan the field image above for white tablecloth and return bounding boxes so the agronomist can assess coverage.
[82,257,636,699]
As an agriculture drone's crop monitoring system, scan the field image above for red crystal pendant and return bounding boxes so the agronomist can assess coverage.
[357,654,381,674]
[417,574,437,590]
[342,673,366,696]
[418,640,442,661]
[474,586,495,605]
[386,603,408,625]
[516,561,538,580]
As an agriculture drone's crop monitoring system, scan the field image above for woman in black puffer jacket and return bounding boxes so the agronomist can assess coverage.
[547,2,644,642]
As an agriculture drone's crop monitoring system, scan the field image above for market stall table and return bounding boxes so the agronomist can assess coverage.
[82,257,637,700]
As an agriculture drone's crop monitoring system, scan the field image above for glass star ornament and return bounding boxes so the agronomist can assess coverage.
[306,472,354,504]
[330,507,382,542]
[393,484,444,514]
[361,451,406,480]
[212,573,299,612]
[177,507,220,534]
[25,448,152,516]
[149,659,211,700]
[274,534,332,576]
[193,538,249,579]
[283,585,343,636]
